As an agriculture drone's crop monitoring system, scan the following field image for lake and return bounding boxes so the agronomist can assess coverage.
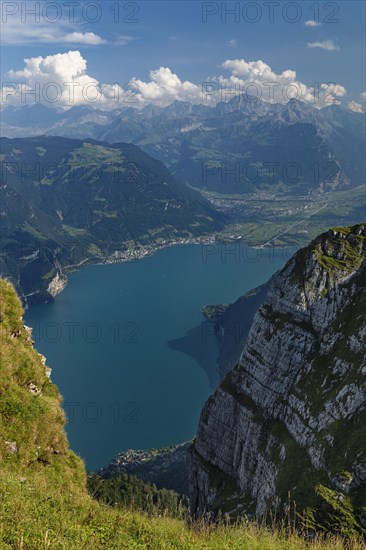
[25,242,291,471]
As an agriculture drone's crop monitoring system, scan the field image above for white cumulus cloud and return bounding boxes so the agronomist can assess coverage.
[0,51,348,111]
[130,67,201,105]
[307,40,340,51]
[3,51,113,109]
[347,101,364,113]
[214,58,345,106]
[320,82,346,97]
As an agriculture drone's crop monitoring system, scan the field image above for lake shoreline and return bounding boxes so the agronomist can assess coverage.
[25,241,287,470]
[49,234,218,303]
[46,227,291,305]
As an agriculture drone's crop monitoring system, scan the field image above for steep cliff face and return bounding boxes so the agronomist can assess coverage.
[204,279,273,381]
[189,224,366,532]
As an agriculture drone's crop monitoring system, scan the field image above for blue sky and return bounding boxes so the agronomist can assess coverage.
[1,1,365,110]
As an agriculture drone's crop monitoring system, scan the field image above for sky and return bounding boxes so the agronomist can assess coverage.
[1,0,365,111]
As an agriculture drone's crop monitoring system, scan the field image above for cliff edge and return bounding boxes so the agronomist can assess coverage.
[189,224,366,537]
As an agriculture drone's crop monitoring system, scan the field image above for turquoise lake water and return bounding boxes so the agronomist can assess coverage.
[25,242,291,471]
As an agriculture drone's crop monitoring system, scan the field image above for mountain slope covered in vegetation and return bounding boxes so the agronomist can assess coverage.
[0,136,224,304]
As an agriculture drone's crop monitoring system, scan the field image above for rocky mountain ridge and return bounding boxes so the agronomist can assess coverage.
[189,223,366,536]
[2,99,365,195]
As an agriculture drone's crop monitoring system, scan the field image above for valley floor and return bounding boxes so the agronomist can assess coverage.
[207,185,366,247]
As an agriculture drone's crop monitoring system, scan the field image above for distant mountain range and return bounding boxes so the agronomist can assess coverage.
[1,98,365,195]
[0,136,224,304]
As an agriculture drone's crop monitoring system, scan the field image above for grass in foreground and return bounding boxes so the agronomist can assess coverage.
[2,467,366,550]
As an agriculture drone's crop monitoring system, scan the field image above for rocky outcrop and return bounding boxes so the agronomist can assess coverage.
[189,224,366,532]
